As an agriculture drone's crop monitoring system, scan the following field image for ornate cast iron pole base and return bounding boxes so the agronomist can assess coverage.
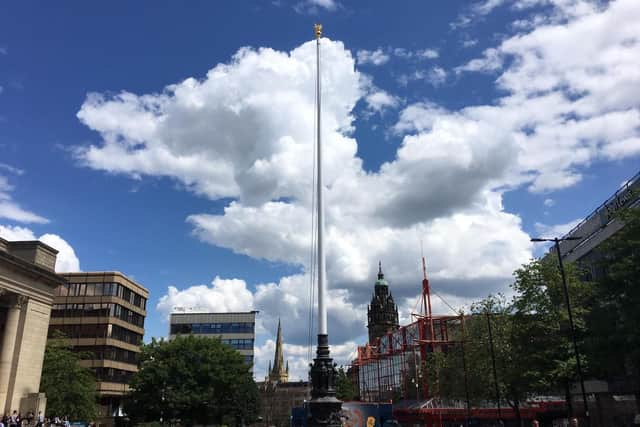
[309,334,343,427]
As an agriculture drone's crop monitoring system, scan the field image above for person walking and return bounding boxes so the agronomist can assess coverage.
[8,411,18,427]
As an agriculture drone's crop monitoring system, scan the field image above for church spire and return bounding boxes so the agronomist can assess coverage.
[378,261,384,280]
[268,318,289,383]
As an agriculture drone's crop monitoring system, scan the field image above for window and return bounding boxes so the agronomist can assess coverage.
[85,283,95,296]
[170,324,193,334]
[221,338,254,350]
[56,284,69,297]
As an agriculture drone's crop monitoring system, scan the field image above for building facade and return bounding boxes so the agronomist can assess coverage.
[169,311,256,368]
[48,272,148,425]
[367,263,399,345]
[0,239,64,415]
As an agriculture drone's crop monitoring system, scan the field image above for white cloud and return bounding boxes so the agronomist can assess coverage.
[364,90,400,113]
[427,67,447,86]
[157,277,255,315]
[156,272,365,380]
[417,49,439,59]
[534,218,583,238]
[77,39,362,205]
[80,2,640,358]
[294,0,339,14]
[0,225,80,272]
[452,0,600,30]
[398,67,447,87]
[450,0,640,192]
[0,164,24,175]
[392,47,440,61]
[39,234,81,272]
[356,49,390,66]
[462,39,479,48]
[254,338,358,381]
[451,0,507,29]
[0,175,49,224]
[543,198,555,207]
[456,48,503,73]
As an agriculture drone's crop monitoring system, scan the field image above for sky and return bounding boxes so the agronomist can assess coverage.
[1,0,639,381]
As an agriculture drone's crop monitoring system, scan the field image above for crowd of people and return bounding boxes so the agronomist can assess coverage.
[0,411,71,427]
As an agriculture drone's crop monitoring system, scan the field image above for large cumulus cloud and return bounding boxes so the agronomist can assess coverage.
[76,0,640,379]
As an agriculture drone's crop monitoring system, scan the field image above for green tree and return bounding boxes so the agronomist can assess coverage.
[335,366,358,401]
[124,335,260,426]
[509,257,593,417]
[431,255,592,425]
[40,333,98,421]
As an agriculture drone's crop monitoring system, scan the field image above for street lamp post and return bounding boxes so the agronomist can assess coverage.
[486,312,502,425]
[531,236,589,427]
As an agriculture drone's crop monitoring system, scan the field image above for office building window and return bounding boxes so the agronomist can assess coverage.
[57,282,147,310]
[170,322,254,335]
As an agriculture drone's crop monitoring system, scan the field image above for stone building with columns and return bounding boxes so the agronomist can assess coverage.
[0,237,65,415]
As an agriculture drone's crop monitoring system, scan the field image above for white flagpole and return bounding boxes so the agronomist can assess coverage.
[315,24,327,337]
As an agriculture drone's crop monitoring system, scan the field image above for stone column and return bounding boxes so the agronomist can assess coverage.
[0,293,25,413]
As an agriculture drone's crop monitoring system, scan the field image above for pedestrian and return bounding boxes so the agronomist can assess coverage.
[35,412,43,427]
[9,411,18,427]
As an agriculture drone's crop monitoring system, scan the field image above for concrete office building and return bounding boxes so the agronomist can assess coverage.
[169,311,256,369]
[48,272,148,425]
[0,239,65,415]
[555,171,639,275]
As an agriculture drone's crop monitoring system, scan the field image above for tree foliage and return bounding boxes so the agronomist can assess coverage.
[425,256,592,423]
[124,335,260,426]
[40,333,98,421]
[336,366,358,401]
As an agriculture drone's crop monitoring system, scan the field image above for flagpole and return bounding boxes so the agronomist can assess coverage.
[309,23,342,427]
[316,22,327,337]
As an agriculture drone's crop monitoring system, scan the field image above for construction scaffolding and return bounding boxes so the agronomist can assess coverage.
[354,258,463,402]
[351,259,565,426]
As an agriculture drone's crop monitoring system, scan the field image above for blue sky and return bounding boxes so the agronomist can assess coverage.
[1,0,639,380]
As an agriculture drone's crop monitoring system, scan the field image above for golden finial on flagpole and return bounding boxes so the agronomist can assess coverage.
[314,23,322,39]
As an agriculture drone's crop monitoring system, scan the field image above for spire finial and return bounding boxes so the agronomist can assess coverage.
[378,261,384,280]
[314,23,323,39]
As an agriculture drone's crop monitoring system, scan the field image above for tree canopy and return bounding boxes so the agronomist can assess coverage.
[124,335,260,426]
[335,366,358,401]
[421,256,592,423]
[40,333,98,421]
